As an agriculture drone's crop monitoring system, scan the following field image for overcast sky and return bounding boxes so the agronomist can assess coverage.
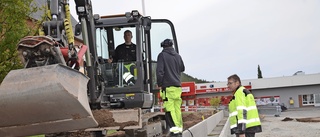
[70,0,320,82]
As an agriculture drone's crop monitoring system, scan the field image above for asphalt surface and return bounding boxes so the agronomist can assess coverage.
[256,107,320,137]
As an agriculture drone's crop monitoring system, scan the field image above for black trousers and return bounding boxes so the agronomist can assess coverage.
[236,132,255,137]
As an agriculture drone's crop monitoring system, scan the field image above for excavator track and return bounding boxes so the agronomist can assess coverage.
[65,111,166,137]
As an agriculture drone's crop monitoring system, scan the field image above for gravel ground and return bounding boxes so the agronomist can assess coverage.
[255,107,320,137]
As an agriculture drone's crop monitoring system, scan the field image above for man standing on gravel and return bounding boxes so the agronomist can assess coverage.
[157,39,185,136]
[227,74,262,137]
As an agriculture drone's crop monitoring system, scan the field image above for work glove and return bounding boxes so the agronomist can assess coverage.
[160,89,166,100]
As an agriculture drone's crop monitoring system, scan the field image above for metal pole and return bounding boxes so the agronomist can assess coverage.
[142,0,146,15]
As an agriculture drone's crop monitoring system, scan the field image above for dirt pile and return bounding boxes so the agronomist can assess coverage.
[92,109,138,129]
[183,110,218,130]
[296,117,320,122]
[92,109,218,130]
[282,117,294,121]
[281,117,320,122]
[51,110,218,137]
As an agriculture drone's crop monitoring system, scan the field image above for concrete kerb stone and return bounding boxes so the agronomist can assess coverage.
[218,117,230,137]
[206,111,224,135]
[182,110,224,137]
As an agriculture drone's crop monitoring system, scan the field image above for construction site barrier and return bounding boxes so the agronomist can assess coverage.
[257,104,282,117]
[156,105,223,112]
[181,106,198,112]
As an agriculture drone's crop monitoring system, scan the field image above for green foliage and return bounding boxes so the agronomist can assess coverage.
[0,0,40,83]
[257,65,263,79]
[27,135,45,137]
[181,72,209,83]
[106,130,117,135]
[209,97,221,106]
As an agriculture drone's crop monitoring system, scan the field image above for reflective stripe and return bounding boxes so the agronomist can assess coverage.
[247,106,257,111]
[230,124,237,129]
[170,126,182,133]
[236,106,257,111]
[123,72,133,82]
[247,118,260,124]
[236,106,246,110]
[230,119,260,129]
[229,111,238,117]
[238,119,246,124]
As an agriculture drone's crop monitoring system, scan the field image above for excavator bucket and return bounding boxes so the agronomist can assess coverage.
[0,64,98,137]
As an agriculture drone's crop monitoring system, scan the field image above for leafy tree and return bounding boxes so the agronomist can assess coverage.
[181,73,209,83]
[0,0,40,83]
[257,65,263,79]
[209,96,221,107]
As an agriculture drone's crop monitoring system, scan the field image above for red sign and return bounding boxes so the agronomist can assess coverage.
[196,85,251,94]
[181,82,196,96]
[200,85,207,89]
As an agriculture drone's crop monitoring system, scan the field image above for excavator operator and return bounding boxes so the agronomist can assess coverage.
[110,30,137,62]
[108,30,136,85]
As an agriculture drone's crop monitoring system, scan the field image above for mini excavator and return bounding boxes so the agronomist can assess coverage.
[0,0,180,136]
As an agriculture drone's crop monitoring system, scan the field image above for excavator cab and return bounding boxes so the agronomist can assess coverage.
[92,11,180,109]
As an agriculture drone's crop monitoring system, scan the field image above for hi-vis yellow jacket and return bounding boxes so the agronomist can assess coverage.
[228,86,262,134]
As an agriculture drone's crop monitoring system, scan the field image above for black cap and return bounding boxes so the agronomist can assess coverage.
[161,39,173,47]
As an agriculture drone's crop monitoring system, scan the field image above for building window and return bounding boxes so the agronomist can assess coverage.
[302,94,314,105]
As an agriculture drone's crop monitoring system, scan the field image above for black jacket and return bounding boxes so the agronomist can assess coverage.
[156,47,185,88]
[113,43,136,62]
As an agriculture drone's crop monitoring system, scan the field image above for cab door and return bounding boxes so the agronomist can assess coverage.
[145,19,179,93]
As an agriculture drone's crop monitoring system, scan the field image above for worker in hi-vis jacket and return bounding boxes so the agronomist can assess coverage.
[157,39,185,136]
[227,74,262,137]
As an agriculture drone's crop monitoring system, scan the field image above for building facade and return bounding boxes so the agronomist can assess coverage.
[180,73,320,109]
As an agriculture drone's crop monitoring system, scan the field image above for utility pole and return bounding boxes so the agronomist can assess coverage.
[142,0,146,15]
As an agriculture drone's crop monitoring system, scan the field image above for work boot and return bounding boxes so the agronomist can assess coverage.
[169,127,182,137]
[170,132,182,137]
[128,81,134,86]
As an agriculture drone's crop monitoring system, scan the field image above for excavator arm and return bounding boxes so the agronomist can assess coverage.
[74,0,101,106]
